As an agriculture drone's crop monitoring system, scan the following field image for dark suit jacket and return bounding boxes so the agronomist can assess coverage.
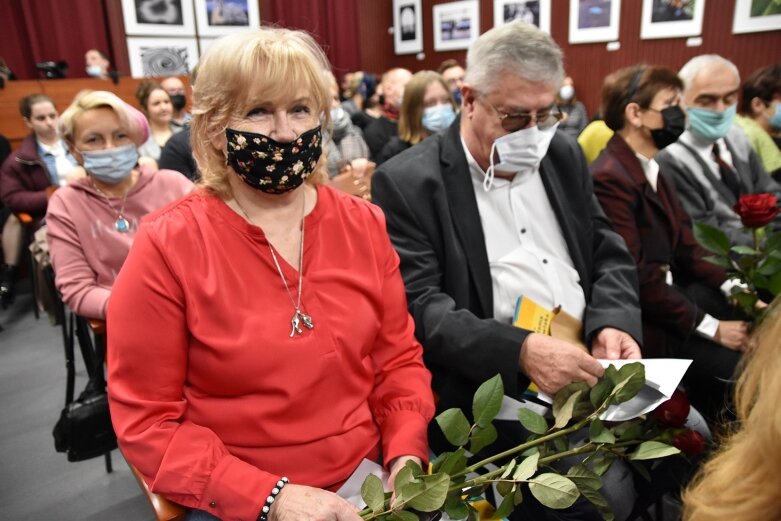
[363,116,398,162]
[592,135,726,358]
[372,122,642,431]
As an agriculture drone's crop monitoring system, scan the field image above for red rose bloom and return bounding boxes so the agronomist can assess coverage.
[672,429,706,456]
[733,193,780,228]
[653,389,690,428]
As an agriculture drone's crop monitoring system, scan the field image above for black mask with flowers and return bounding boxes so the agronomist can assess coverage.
[225,126,322,194]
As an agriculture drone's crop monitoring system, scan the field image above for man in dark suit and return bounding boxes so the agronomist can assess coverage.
[373,21,643,521]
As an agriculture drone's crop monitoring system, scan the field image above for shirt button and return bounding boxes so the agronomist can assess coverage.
[520,228,526,234]
[209,501,217,508]
[542,259,548,264]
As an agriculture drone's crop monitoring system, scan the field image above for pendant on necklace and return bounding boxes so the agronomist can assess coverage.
[115,217,130,233]
[289,309,314,337]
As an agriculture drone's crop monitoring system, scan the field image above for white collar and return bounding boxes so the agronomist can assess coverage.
[635,153,660,192]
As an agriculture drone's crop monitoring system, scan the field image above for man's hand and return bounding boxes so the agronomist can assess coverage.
[271,484,362,521]
[519,333,604,395]
[715,320,748,352]
[591,328,641,360]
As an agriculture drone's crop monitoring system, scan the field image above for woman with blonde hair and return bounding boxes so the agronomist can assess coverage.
[682,300,781,520]
[46,90,192,319]
[107,28,434,521]
[377,70,456,164]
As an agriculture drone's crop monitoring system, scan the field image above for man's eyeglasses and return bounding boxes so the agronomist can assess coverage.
[480,97,563,132]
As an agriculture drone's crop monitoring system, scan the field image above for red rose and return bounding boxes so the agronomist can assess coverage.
[653,389,690,428]
[733,193,780,228]
[672,429,706,456]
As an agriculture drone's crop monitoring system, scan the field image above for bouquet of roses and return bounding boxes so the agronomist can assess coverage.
[694,193,781,323]
[359,364,698,521]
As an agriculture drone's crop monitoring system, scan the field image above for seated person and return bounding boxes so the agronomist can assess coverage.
[158,125,198,181]
[161,76,191,128]
[84,49,116,81]
[438,59,465,105]
[656,54,781,247]
[135,80,181,162]
[591,64,747,421]
[557,75,589,138]
[363,67,412,160]
[735,64,781,179]
[107,28,434,521]
[377,70,457,165]
[578,118,614,164]
[0,94,79,307]
[46,91,192,319]
[325,72,370,178]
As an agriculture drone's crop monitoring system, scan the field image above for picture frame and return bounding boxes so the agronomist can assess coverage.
[433,0,480,52]
[126,37,199,78]
[121,0,196,37]
[568,0,621,44]
[493,0,551,34]
[640,0,706,40]
[194,0,260,37]
[733,0,781,34]
[393,0,424,55]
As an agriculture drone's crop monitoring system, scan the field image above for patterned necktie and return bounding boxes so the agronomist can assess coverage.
[711,143,741,199]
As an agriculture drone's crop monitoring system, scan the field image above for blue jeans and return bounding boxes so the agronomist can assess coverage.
[186,509,222,521]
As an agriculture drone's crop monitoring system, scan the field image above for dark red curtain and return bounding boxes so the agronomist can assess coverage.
[266,0,362,76]
[0,0,114,80]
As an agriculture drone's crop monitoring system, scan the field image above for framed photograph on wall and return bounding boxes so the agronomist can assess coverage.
[194,0,260,37]
[568,0,621,44]
[493,0,551,33]
[127,37,199,77]
[122,0,196,36]
[393,0,423,55]
[640,0,705,40]
[733,0,781,34]
[433,0,480,52]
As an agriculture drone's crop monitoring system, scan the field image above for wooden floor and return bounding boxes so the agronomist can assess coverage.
[0,290,151,521]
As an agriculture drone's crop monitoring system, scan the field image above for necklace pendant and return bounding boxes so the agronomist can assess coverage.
[300,312,314,330]
[289,310,313,337]
[115,217,130,233]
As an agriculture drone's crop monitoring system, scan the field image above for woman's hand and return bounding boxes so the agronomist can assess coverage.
[387,455,423,504]
[270,484,362,521]
[715,320,749,351]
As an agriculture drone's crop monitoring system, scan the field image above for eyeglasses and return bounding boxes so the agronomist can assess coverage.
[480,96,563,132]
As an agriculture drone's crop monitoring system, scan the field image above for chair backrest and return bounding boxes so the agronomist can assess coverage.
[127,461,187,521]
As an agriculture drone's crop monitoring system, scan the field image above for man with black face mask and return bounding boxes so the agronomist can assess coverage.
[591,65,747,426]
[161,76,191,128]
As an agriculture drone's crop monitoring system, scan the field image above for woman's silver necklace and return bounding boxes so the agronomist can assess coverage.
[91,179,131,233]
[235,191,314,337]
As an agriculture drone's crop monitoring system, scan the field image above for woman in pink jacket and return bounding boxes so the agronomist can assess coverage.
[46,90,192,319]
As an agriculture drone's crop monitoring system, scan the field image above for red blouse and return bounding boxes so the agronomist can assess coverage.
[107,185,434,521]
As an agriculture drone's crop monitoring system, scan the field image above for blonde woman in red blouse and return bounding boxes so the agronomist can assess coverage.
[107,28,435,521]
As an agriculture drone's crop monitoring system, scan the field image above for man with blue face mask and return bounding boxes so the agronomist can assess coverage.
[374,21,648,521]
[656,54,781,246]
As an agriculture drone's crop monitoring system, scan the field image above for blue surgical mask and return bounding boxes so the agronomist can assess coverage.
[687,104,736,142]
[81,144,138,184]
[422,104,456,133]
[86,65,103,78]
[769,102,781,131]
[452,88,463,105]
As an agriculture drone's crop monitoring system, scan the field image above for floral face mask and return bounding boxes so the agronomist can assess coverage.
[225,126,322,194]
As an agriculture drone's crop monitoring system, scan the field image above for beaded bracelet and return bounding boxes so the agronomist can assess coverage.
[257,477,289,521]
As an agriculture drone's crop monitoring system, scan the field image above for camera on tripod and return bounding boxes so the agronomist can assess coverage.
[36,60,68,79]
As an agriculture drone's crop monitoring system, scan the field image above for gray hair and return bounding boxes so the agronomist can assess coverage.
[464,21,564,95]
[679,54,740,94]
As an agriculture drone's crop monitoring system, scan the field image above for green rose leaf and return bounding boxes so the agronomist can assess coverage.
[589,418,616,444]
[768,270,781,296]
[402,473,451,512]
[518,408,548,434]
[388,511,420,521]
[434,448,467,477]
[603,365,620,386]
[496,480,514,497]
[611,363,646,404]
[492,490,516,519]
[469,422,498,454]
[567,465,602,491]
[500,459,517,479]
[703,254,731,268]
[394,465,417,493]
[765,231,781,253]
[758,255,781,276]
[552,382,589,418]
[529,473,580,509]
[443,496,470,521]
[552,390,583,429]
[731,245,761,256]
[436,408,471,447]
[361,473,386,513]
[473,374,504,428]
[578,486,614,521]
[613,420,642,441]
[513,452,540,481]
[629,460,651,482]
[513,486,524,505]
[628,441,681,461]
[589,378,613,409]
[591,453,616,476]
[694,222,730,256]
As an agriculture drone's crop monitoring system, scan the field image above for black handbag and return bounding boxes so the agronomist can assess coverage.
[53,313,117,461]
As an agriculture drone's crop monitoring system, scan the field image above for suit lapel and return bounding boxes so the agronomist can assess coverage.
[724,137,749,192]
[678,141,738,205]
[440,125,493,317]
[610,136,671,227]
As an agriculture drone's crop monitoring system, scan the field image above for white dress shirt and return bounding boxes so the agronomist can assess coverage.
[461,138,586,325]
[679,130,735,182]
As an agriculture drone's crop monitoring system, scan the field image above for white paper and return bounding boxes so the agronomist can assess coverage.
[335,458,389,508]
[495,358,692,423]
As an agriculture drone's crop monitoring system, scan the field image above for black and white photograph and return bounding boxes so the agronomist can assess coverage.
[493,0,551,33]
[127,37,199,77]
[733,0,781,33]
[569,0,620,43]
[393,0,423,54]
[433,0,480,51]
[122,0,196,36]
[641,0,705,39]
[195,0,260,36]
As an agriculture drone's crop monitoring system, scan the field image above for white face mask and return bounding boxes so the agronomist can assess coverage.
[559,85,574,101]
[483,123,559,191]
